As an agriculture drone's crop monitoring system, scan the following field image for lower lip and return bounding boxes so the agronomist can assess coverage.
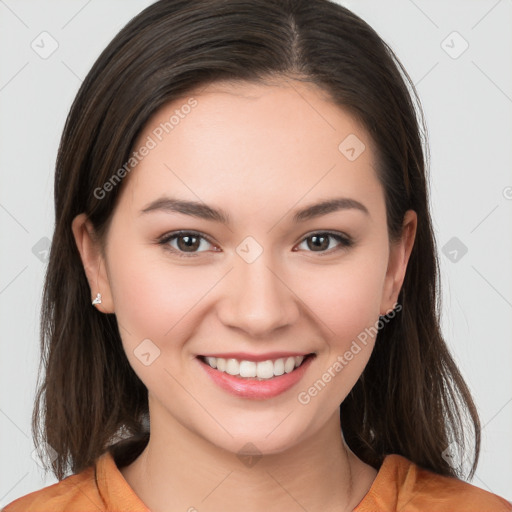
[198,355,315,400]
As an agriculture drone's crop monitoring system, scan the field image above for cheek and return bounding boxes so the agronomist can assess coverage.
[106,249,228,399]
[106,244,221,352]
[291,254,387,402]
[296,253,387,341]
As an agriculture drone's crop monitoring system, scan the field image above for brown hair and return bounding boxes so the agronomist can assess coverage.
[33,0,480,481]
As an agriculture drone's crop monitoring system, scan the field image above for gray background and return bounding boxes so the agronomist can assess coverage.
[1,0,511,505]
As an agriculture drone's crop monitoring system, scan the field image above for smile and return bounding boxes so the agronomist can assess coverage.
[200,355,308,380]
[197,353,316,400]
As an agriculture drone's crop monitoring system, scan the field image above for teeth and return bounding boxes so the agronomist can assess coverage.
[205,356,218,369]
[240,360,257,378]
[203,355,306,379]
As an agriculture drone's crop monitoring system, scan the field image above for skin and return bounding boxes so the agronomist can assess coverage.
[72,78,417,512]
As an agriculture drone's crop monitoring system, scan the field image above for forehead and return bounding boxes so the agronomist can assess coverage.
[119,79,382,221]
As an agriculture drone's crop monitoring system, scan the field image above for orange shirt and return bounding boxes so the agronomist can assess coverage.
[2,450,511,511]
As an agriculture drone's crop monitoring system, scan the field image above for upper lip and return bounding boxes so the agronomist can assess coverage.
[198,352,314,362]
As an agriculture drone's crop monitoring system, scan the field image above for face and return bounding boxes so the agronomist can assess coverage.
[74,79,416,456]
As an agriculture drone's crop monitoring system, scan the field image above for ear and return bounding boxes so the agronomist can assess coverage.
[71,213,115,313]
[379,209,417,315]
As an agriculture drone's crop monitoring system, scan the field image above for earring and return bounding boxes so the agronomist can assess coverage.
[92,293,102,305]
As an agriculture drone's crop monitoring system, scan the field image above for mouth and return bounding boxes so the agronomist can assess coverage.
[197,353,315,381]
[196,352,316,400]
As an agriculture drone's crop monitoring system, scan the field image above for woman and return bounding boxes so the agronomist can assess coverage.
[3,0,510,510]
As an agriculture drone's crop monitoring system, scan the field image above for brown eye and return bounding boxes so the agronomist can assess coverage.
[158,231,216,257]
[176,234,201,252]
[296,232,353,254]
[306,234,330,251]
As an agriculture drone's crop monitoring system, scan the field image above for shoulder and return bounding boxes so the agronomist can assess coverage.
[1,464,100,512]
[356,454,512,512]
[2,450,148,512]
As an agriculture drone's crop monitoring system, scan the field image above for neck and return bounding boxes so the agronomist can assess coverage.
[120,408,376,512]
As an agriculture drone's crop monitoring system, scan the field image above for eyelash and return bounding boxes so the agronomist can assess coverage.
[157,230,354,258]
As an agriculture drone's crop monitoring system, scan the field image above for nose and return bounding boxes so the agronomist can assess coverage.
[216,251,300,338]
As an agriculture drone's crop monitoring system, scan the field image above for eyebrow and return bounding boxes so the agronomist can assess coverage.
[139,196,369,224]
